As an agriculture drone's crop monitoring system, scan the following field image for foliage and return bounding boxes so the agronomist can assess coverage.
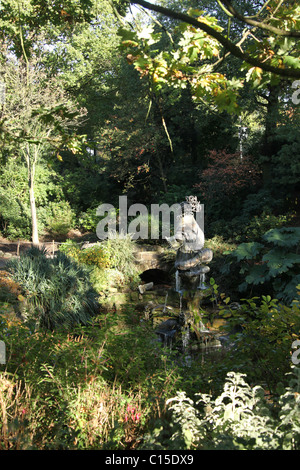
[1,284,299,449]
[0,53,86,243]
[58,239,81,260]
[59,240,110,269]
[78,206,100,232]
[60,233,137,277]
[6,246,99,330]
[235,211,294,243]
[269,118,300,189]
[223,227,300,303]
[123,0,300,85]
[79,244,111,270]
[218,294,300,388]
[197,149,260,198]
[0,158,65,240]
[194,149,260,221]
[0,270,23,309]
[0,305,180,449]
[45,201,75,237]
[0,371,33,450]
[149,367,300,450]
[89,267,126,295]
[118,18,243,113]
[59,235,139,295]
[211,210,294,244]
[103,233,138,278]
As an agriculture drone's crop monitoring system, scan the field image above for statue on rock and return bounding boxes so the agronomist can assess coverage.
[167,196,213,291]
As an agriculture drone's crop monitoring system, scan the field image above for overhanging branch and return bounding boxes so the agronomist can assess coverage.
[128,0,300,79]
[219,0,300,38]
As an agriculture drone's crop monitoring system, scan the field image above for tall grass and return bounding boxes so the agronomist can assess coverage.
[7,246,99,330]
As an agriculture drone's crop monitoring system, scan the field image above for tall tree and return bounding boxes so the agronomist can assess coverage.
[1,55,86,244]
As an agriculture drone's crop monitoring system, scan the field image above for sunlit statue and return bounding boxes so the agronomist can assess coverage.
[167,196,213,291]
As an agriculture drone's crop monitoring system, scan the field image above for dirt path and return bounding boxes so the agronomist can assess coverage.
[0,237,56,271]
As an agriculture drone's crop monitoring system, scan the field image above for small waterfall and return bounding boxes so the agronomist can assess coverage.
[175,270,181,293]
[181,311,192,367]
[163,292,168,314]
[179,292,183,314]
[182,324,190,350]
[198,272,206,290]
[160,330,176,350]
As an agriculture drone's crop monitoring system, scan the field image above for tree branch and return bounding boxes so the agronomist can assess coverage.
[129,0,300,79]
[219,0,300,37]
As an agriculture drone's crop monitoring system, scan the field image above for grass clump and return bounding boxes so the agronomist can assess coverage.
[6,246,99,330]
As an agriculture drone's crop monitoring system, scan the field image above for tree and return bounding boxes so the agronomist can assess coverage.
[121,0,300,80]
[1,55,86,244]
[116,1,299,110]
[117,0,299,197]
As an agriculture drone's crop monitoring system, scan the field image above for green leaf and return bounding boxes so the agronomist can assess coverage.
[283,56,300,68]
[245,264,269,285]
[232,242,264,261]
[262,249,300,277]
[263,227,300,247]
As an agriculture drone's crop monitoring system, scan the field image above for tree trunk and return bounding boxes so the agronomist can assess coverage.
[29,175,39,246]
[156,153,168,193]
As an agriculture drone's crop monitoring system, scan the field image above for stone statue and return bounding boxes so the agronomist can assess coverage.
[167,196,213,291]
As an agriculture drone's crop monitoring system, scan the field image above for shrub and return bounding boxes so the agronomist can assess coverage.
[79,244,111,269]
[59,240,111,269]
[222,227,300,303]
[0,304,180,449]
[89,267,126,294]
[194,150,260,221]
[143,367,300,450]
[7,247,99,330]
[218,294,300,388]
[103,233,138,279]
[0,371,33,450]
[45,201,75,237]
[77,206,100,232]
[59,236,138,294]
[0,190,31,240]
[235,211,294,243]
[58,239,81,260]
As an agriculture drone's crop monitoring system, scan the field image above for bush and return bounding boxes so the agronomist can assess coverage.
[79,244,111,270]
[59,236,138,294]
[45,201,75,237]
[0,305,179,449]
[194,150,260,221]
[146,367,300,450]
[0,190,31,240]
[58,239,81,260]
[59,237,137,275]
[103,233,138,279]
[7,246,99,330]
[218,294,300,388]
[222,227,300,303]
[77,206,100,232]
[59,241,113,271]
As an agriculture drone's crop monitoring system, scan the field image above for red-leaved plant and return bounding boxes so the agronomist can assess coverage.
[195,150,260,202]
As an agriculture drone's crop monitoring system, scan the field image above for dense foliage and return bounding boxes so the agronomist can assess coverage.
[6,247,99,330]
[0,0,299,452]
